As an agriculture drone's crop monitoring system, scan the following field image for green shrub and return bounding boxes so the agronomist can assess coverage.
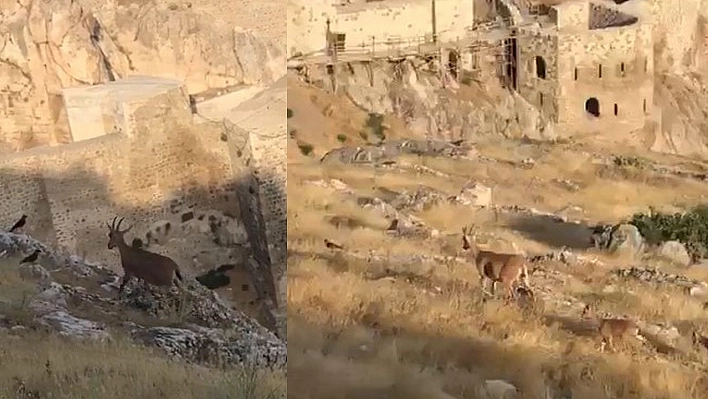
[287,108,294,118]
[628,205,708,260]
[336,134,347,143]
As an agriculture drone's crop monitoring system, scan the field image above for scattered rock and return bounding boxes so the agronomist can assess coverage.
[590,224,615,249]
[390,186,445,212]
[657,241,691,266]
[481,379,519,399]
[320,139,473,165]
[608,224,645,258]
[454,182,492,207]
[19,264,50,281]
[614,266,699,289]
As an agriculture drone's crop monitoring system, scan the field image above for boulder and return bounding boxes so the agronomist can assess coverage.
[455,182,492,207]
[608,224,645,258]
[657,240,691,266]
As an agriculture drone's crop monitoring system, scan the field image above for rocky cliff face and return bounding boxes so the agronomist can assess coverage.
[309,60,556,143]
[0,0,285,151]
[0,230,286,369]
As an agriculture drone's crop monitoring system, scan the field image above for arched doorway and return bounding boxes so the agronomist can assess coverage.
[585,97,600,117]
[448,50,459,80]
[535,56,547,79]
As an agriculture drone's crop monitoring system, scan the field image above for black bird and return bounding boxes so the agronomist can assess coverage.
[20,249,41,264]
[324,239,344,250]
[8,214,27,233]
[195,269,231,289]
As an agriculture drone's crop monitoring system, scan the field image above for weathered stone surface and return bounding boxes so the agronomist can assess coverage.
[320,139,473,165]
[454,182,492,207]
[608,224,645,258]
[657,240,692,266]
[0,0,284,150]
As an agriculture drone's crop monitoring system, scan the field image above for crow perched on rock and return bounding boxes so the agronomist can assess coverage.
[9,214,27,233]
[20,249,41,264]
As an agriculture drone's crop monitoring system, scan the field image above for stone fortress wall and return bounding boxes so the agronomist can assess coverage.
[287,0,474,57]
[516,0,654,137]
[0,75,287,331]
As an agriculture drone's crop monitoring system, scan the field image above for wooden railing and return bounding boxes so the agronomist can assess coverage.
[288,19,525,64]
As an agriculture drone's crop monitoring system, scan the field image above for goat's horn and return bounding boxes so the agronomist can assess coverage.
[116,217,125,231]
[110,216,118,230]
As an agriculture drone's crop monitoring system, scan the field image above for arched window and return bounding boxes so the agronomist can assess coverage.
[585,97,600,117]
[535,56,547,79]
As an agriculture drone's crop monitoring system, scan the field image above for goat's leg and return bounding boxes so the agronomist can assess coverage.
[118,273,134,298]
[479,275,491,297]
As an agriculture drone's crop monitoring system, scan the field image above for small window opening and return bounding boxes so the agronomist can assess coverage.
[535,56,547,79]
[539,92,544,106]
[585,97,600,117]
[598,64,603,78]
[643,99,647,113]
[574,68,578,81]
[644,59,648,72]
[614,103,618,116]
[620,63,625,72]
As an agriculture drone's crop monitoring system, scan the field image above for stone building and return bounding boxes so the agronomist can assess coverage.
[514,0,654,136]
[287,0,475,57]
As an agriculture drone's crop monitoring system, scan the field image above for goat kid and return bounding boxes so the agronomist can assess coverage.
[581,304,644,352]
[107,216,183,297]
[461,225,531,301]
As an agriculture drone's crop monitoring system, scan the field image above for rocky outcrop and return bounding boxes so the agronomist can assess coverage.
[0,0,285,150]
[0,231,286,369]
[306,60,556,143]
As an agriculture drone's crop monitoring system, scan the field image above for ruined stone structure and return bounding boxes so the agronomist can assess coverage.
[290,0,658,140]
[515,0,654,136]
[0,75,286,333]
[287,0,475,58]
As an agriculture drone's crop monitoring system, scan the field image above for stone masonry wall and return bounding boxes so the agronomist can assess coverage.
[0,78,238,269]
[287,0,473,57]
[555,22,654,135]
[554,0,590,30]
[517,28,560,121]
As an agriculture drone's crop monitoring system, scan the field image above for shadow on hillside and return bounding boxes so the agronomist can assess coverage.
[287,308,708,399]
[507,214,594,250]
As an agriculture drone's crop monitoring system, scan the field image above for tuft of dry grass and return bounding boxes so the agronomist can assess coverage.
[0,333,285,399]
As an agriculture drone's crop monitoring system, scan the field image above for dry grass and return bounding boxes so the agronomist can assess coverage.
[0,256,285,399]
[287,78,708,399]
[0,334,285,399]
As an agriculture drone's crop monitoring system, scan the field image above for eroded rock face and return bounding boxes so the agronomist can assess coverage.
[0,0,285,150]
[0,231,286,369]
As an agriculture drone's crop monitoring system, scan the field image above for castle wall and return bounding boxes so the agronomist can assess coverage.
[555,22,654,135]
[287,0,473,57]
[517,27,561,120]
[553,0,590,30]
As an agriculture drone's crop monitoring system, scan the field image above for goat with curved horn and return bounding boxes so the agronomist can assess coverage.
[106,216,183,297]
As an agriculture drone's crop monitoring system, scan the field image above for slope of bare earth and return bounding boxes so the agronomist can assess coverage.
[287,73,708,399]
